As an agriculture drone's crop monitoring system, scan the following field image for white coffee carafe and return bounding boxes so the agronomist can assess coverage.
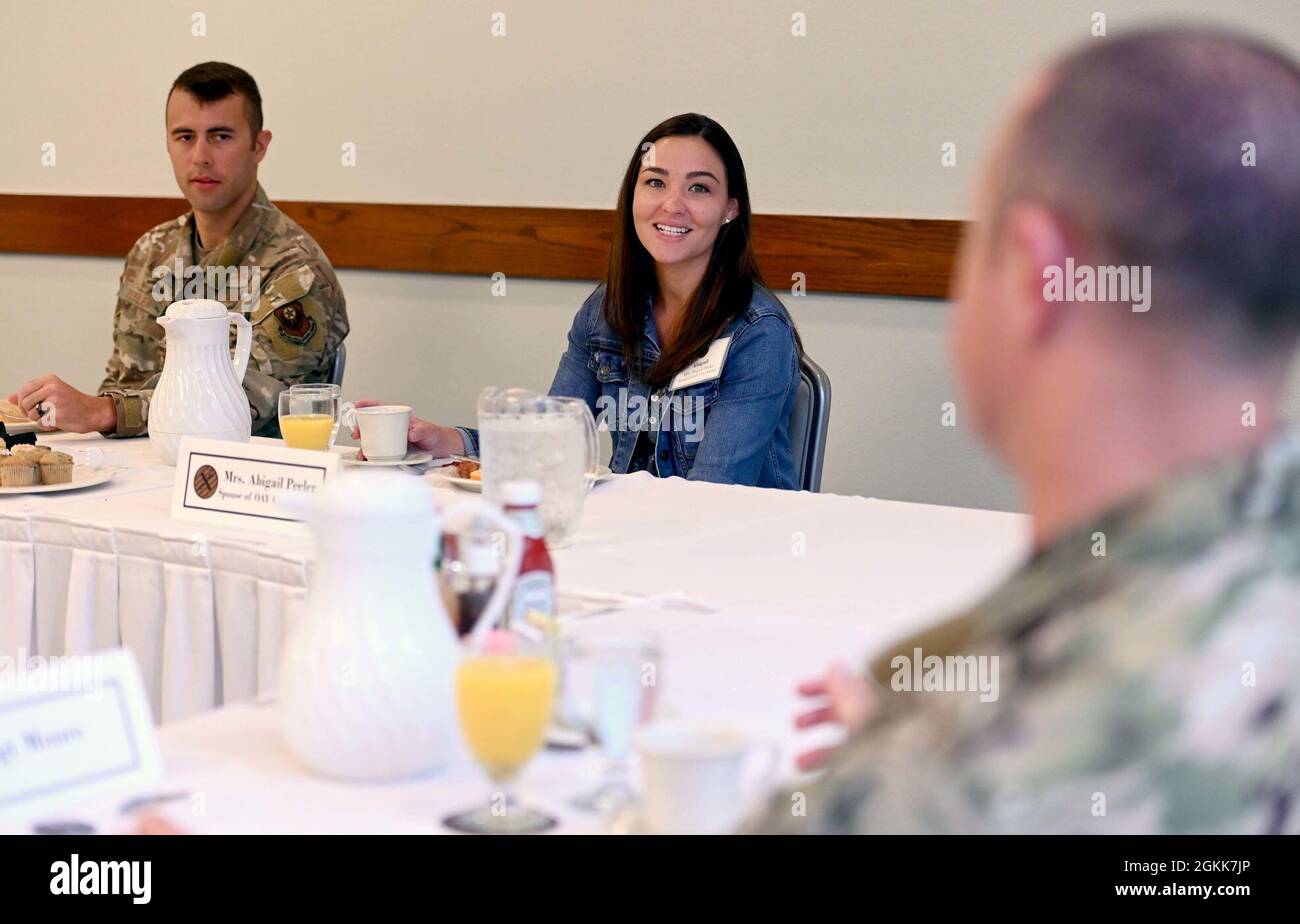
[149,298,253,465]
[279,471,522,781]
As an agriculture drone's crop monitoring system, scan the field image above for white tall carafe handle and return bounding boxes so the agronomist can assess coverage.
[445,500,524,648]
[230,311,252,384]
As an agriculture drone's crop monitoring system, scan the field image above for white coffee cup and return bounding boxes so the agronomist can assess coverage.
[635,721,780,835]
[341,404,411,462]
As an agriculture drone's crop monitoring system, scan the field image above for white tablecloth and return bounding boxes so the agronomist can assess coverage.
[134,602,901,834]
[1,432,1029,728]
[8,598,976,835]
[1,434,312,724]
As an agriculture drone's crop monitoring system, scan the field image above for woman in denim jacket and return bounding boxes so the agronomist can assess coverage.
[365,113,802,489]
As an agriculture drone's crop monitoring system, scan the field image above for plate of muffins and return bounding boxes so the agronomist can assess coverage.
[0,444,114,494]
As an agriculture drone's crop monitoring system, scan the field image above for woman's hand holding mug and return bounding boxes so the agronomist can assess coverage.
[348,398,467,460]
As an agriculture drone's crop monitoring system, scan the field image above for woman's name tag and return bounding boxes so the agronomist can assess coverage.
[670,336,732,390]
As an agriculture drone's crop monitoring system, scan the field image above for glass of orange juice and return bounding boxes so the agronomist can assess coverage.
[279,388,339,451]
[444,630,559,834]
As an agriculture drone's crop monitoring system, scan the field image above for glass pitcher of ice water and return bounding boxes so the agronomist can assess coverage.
[476,387,599,547]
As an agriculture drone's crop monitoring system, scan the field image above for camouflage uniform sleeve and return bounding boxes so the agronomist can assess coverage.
[245,261,348,436]
[748,553,1300,834]
[742,694,990,835]
[98,252,166,438]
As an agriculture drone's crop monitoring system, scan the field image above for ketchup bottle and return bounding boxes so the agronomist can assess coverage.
[452,525,500,638]
[501,480,555,627]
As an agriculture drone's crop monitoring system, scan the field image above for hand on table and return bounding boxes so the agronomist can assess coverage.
[8,374,116,434]
[348,398,465,460]
[132,812,189,835]
[793,661,875,772]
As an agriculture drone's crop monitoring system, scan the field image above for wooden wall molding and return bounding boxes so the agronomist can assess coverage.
[0,194,960,299]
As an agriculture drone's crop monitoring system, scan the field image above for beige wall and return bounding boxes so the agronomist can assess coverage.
[3,1,1298,507]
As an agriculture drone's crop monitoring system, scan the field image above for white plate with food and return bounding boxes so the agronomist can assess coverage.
[427,458,484,490]
[0,467,115,495]
[428,460,614,492]
[339,448,433,467]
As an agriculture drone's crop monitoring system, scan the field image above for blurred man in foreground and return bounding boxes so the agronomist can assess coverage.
[755,27,1300,834]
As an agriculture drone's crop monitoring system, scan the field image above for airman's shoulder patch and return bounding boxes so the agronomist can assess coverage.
[273,300,317,345]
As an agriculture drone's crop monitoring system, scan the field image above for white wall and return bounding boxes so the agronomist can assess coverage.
[3,0,1298,508]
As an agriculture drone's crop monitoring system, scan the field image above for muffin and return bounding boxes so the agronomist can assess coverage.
[38,451,74,485]
[0,456,39,488]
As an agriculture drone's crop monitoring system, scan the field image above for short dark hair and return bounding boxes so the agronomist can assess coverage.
[168,61,263,138]
[995,28,1300,347]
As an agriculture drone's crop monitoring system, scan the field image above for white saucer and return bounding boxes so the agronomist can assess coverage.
[0,467,114,495]
[341,449,433,467]
[429,465,614,492]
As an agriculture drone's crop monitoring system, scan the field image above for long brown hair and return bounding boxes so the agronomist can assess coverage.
[603,113,768,387]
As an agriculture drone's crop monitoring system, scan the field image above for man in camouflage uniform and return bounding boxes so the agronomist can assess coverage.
[752,29,1300,834]
[9,62,346,438]
[100,182,347,438]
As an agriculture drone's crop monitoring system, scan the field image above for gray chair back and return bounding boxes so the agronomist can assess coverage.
[329,342,347,388]
[789,352,831,492]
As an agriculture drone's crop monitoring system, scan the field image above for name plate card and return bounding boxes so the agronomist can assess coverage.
[0,649,163,825]
[170,436,339,535]
[670,335,732,390]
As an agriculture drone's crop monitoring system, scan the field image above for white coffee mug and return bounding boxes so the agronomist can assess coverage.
[635,721,780,835]
[342,404,411,462]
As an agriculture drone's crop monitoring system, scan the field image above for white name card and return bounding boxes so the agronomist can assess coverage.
[670,335,732,390]
[0,649,163,824]
[170,436,339,535]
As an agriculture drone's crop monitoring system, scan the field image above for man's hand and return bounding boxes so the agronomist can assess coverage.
[348,398,465,460]
[793,661,875,772]
[130,812,189,835]
[7,375,117,434]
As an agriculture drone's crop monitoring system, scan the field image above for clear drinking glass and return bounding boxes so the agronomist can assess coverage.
[443,630,559,834]
[567,632,661,814]
[287,383,344,448]
[279,387,341,451]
